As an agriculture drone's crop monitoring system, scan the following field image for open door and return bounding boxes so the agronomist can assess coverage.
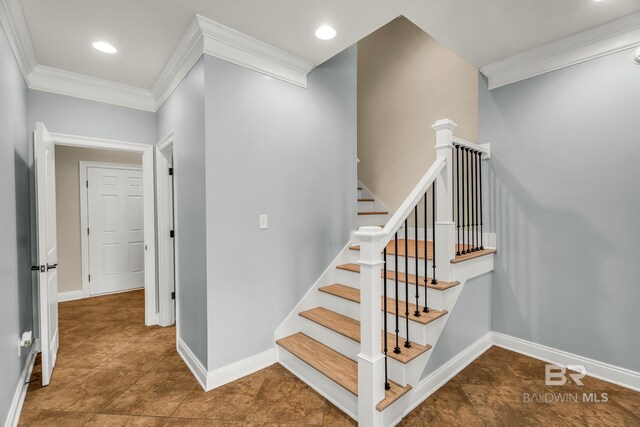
[34,122,59,386]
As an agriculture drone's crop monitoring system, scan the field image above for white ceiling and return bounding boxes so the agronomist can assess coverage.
[19,0,640,90]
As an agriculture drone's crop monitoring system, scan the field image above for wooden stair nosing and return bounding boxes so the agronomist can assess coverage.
[357,211,389,216]
[299,307,432,364]
[276,332,411,411]
[451,248,497,264]
[358,198,375,202]
[318,284,448,326]
[336,263,460,291]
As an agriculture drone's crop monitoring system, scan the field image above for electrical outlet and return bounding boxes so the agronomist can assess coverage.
[259,214,268,230]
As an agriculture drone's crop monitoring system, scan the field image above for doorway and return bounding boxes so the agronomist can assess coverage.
[33,123,158,386]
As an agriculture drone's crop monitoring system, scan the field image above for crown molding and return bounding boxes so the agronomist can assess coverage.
[151,14,316,110]
[29,65,156,111]
[197,14,315,88]
[0,0,37,80]
[151,15,204,110]
[481,12,640,89]
[0,9,316,112]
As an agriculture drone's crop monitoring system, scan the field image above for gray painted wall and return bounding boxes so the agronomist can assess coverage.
[204,47,357,369]
[424,274,492,375]
[156,57,208,368]
[28,90,156,144]
[479,47,640,372]
[0,20,31,426]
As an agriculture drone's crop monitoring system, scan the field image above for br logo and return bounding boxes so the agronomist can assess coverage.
[545,364,586,386]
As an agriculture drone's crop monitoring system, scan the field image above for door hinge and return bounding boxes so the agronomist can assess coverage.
[86,180,88,188]
[87,227,90,235]
[169,167,173,176]
[171,291,175,300]
[88,274,91,282]
[170,230,175,238]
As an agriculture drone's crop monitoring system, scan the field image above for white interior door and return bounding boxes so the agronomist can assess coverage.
[34,122,59,386]
[87,166,144,295]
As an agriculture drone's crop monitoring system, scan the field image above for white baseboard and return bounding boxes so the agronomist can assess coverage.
[5,339,39,427]
[206,348,275,391]
[177,336,275,392]
[57,290,83,302]
[404,332,493,418]
[493,332,640,392]
[177,337,208,390]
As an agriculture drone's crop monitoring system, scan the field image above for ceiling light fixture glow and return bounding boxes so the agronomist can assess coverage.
[315,25,336,40]
[92,41,117,54]
[633,47,640,65]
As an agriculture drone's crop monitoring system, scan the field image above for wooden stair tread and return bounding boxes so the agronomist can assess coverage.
[451,248,496,264]
[358,198,375,202]
[358,187,363,190]
[319,284,448,325]
[336,263,460,290]
[358,211,388,216]
[350,240,473,262]
[299,307,431,364]
[276,333,411,411]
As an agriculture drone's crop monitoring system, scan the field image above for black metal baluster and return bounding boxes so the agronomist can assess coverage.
[404,219,411,348]
[456,145,461,256]
[475,151,480,251]
[383,248,390,390]
[431,182,437,284]
[466,148,471,254]
[461,147,467,254]
[394,232,401,354]
[414,207,420,317]
[471,148,476,252]
[423,193,429,313]
[479,151,484,250]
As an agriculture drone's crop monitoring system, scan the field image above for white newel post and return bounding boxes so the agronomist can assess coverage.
[354,226,386,427]
[432,119,457,282]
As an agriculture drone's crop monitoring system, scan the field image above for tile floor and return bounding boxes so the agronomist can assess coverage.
[20,290,639,426]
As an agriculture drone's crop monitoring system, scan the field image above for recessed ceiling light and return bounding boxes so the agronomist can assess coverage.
[633,47,640,65]
[315,25,336,40]
[92,41,117,54]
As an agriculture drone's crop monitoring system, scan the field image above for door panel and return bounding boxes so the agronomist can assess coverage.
[34,122,59,386]
[87,167,144,296]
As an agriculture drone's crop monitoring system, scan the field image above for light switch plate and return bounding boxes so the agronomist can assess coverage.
[259,214,268,230]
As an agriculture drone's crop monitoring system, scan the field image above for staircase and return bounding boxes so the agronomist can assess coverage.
[274,119,495,426]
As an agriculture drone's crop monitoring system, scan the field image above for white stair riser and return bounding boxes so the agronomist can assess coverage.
[380,391,413,427]
[333,269,448,311]
[357,189,363,199]
[299,317,413,387]
[317,292,445,347]
[277,346,358,420]
[349,250,432,278]
[358,200,375,211]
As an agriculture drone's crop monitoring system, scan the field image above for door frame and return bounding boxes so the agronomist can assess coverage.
[79,162,144,299]
[155,133,178,327]
[41,124,158,326]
